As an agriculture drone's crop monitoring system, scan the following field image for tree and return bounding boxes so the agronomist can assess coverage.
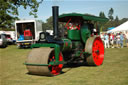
[108,8,114,21]
[99,11,107,32]
[42,15,66,31]
[120,18,128,25]
[115,16,119,21]
[0,0,43,29]
[99,11,106,18]
[45,16,53,30]
[114,16,119,26]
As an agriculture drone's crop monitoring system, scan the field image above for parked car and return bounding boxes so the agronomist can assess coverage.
[0,31,16,44]
[0,34,8,48]
[5,34,13,44]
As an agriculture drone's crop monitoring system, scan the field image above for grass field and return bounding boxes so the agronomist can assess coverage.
[0,45,128,85]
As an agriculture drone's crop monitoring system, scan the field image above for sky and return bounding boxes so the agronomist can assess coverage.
[18,0,128,22]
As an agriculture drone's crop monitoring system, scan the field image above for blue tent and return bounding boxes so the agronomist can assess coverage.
[108,27,115,30]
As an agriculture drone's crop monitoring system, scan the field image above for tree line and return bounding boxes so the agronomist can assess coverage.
[0,1,127,31]
[99,8,128,31]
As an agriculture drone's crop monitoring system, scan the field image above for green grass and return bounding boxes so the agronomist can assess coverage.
[0,45,128,85]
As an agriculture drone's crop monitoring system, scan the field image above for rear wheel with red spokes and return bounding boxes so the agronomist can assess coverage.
[85,36,104,66]
[48,51,63,75]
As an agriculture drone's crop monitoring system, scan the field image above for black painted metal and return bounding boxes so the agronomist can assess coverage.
[52,6,59,38]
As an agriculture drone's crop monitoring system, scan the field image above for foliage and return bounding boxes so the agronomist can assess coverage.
[99,8,128,31]
[99,11,106,18]
[103,18,128,31]
[42,16,66,31]
[42,16,53,30]
[84,13,95,16]
[0,0,43,29]
[0,28,15,31]
[114,16,119,26]
[108,8,114,21]
[46,16,53,29]
[99,11,107,32]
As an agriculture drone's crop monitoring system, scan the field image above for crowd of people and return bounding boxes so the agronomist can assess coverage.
[100,31,128,48]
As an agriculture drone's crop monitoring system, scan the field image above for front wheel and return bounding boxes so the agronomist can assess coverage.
[26,48,63,76]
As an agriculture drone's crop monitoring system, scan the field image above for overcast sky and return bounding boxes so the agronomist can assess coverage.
[18,0,128,22]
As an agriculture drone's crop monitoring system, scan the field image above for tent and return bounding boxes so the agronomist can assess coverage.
[107,27,115,30]
[107,21,128,33]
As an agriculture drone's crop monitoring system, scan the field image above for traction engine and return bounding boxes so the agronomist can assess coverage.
[25,6,108,76]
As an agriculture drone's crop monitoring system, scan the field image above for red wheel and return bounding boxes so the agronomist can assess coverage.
[85,36,104,66]
[48,51,63,75]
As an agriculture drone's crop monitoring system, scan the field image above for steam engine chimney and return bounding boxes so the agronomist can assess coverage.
[52,6,59,38]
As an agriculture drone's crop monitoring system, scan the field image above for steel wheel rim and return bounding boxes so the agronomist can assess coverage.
[92,37,104,66]
[48,51,63,75]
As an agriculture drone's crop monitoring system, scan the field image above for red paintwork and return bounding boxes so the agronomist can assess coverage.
[65,19,80,30]
[65,42,68,46]
[48,52,63,75]
[65,18,71,30]
[92,37,104,66]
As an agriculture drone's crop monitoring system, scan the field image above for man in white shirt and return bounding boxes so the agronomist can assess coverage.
[100,33,104,43]
[104,33,109,48]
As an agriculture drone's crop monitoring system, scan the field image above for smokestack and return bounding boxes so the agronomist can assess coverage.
[52,6,59,38]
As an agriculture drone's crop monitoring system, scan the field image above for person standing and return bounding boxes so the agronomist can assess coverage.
[116,33,120,48]
[120,32,124,48]
[104,33,109,48]
[110,33,114,48]
[125,31,128,48]
[100,33,104,43]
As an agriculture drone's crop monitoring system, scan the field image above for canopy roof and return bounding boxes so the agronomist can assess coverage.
[59,13,108,22]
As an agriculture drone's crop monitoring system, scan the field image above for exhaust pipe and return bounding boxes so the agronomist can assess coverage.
[52,6,59,38]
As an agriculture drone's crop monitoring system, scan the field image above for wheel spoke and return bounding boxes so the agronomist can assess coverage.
[49,52,63,75]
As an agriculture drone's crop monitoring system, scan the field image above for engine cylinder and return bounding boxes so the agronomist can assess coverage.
[61,39,72,52]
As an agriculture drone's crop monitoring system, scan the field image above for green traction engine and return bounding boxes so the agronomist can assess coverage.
[25,6,108,76]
